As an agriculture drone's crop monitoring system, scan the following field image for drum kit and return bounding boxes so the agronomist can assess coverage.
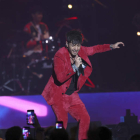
[0,33,58,95]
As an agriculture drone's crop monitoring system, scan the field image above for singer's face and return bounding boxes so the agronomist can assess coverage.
[66,41,81,57]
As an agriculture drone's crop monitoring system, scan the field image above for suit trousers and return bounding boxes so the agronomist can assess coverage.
[51,92,90,140]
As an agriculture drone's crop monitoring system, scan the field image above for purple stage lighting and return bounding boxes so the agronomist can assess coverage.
[0,96,47,116]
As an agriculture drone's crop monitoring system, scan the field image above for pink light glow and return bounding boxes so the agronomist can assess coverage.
[0,96,47,116]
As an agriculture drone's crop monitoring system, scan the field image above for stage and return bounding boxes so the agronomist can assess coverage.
[0,91,140,129]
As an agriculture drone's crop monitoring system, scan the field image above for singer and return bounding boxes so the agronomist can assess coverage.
[42,30,124,140]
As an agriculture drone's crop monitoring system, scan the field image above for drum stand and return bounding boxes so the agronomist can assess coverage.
[0,79,24,92]
[0,46,24,92]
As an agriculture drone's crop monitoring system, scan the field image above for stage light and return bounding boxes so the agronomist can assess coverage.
[0,97,47,116]
[68,4,73,9]
[46,40,48,43]
[137,32,140,36]
[49,36,53,40]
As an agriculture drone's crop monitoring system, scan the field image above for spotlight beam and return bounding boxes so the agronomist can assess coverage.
[0,97,47,116]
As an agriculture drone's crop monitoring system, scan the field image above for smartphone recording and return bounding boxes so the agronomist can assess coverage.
[56,121,63,129]
[27,110,35,125]
[22,127,30,140]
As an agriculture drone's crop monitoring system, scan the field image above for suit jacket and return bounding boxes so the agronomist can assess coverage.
[42,44,111,105]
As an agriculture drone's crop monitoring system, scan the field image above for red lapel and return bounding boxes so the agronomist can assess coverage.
[77,46,93,90]
[63,47,72,69]
[78,46,92,67]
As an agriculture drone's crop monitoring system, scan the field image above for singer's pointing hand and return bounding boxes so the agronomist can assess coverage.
[75,57,82,68]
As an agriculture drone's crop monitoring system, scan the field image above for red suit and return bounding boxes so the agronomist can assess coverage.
[42,44,111,140]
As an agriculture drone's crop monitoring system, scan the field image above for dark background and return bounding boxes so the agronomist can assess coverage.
[0,0,140,95]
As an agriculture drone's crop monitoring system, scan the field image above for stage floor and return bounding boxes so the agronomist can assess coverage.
[0,91,140,129]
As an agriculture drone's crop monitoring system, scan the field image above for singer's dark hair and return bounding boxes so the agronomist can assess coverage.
[66,30,83,45]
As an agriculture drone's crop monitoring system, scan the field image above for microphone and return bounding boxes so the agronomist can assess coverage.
[79,64,84,75]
